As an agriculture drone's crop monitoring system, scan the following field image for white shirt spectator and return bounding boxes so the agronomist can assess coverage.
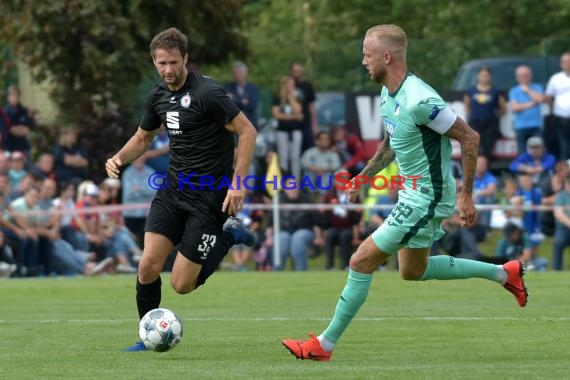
[546,71,570,118]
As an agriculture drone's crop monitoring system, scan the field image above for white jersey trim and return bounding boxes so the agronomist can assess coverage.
[428,107,456,135]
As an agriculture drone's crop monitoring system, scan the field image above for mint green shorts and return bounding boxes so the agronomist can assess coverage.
[371,199,454,254]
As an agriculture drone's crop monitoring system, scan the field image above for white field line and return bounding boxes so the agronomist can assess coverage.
[2,316,569,324]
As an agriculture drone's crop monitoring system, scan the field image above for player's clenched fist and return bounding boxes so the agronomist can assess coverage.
[106,156,123,179]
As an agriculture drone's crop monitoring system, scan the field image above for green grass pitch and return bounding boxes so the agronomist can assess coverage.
[2,270,569,379]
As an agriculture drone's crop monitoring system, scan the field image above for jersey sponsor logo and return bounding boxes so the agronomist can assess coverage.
[429,105,440,120]
[181,94,191,108]
[383,118,396,136]
[166,111,180,129]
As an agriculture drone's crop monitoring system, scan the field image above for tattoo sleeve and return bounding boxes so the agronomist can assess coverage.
[360,135,396,177]
[445,117,479,195]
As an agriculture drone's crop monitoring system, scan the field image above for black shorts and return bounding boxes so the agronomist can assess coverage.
[145,188,228,264]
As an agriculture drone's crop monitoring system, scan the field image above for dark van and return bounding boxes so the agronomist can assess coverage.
[452,56,560,92]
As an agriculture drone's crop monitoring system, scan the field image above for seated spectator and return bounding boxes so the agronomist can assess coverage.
[145,125,169,173]
[322,173,362,270]
[121,156,156,246]
[509,136,555,185]
[0,230,17,277]
[301,131,341,195]
[97,182,139,272]
[0,172,12,205]
[266,178,324,271]
[30,153,55,180]
[0,191,39,277]
[72,183,106,258]
[440,211,504,264]
[53,181,88,251]
[516,173,544,258]
[3,85,35,161]
[509,65,545,154]
[553,173,570,270]
[496,222,547,271]
[540,160,569,236]
[330,125,369,177]
[0,149,9,173]
[9,186,45,276]
[8,151,28,190]
[473,155,497,227]
[53,128,89,184]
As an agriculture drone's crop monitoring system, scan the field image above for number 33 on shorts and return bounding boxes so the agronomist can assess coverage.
[197,234,217,259]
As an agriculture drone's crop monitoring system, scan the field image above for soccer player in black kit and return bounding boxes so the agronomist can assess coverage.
[105,27,257,351]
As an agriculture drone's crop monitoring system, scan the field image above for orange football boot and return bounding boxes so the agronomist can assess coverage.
[282,334,332,361]
[502,260,528,307]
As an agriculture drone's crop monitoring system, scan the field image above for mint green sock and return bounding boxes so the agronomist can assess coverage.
[321,269,372,344]
[419,255,500,282]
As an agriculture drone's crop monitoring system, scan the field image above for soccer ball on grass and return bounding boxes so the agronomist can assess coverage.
[139,308,183,352]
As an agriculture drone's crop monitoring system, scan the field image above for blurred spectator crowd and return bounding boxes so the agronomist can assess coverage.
[2,53,570,278]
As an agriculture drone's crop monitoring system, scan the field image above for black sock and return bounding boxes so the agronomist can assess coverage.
[195,231,234,288]
[136,276,162,320]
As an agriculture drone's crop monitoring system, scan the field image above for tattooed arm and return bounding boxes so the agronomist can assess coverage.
[445,116,480,227]
[346,134,395,202]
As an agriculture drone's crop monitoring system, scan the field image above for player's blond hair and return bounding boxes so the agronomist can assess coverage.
[365,24,407,59]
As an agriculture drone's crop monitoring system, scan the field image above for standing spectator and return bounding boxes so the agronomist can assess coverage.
[463,67,507,162]
[545,53,570,160]
[3,85,35,161]
[509,65,546,154]
[0,107,11,150]
[473,155,497,227]
[224,61,259,131]
[121,156,156,247]
[272,76,304,179]
[30,153,56,180]
[290,61,318,151]
[509,136,556,185]
[553,173,570,270]
[53,127,89,184]
[330,125,369,177]
[301,131,341,194]
[540,160,569,236]
[145,125,170,174]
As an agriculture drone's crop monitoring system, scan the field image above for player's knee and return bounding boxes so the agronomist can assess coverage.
[170,278,196,295]
[399,267,425,281]
[138,259,162,283]
[349,247,386,273]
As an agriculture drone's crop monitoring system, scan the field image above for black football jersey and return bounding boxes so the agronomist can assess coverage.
[140,71,240,191]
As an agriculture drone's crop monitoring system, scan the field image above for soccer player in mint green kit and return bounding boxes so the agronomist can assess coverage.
[282,24,528,362]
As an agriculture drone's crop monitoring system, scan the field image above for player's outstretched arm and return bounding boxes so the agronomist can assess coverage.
[106,127,157,179]
[223,112,257,215]
[444,116,480,227]
[346,134,395,203]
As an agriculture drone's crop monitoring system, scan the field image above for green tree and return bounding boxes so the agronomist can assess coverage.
[0,0,247,180]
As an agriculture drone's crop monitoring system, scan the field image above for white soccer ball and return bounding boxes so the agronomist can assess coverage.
[139,308,183,352]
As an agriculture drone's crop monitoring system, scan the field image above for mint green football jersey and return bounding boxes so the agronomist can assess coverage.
[380,73,457,212]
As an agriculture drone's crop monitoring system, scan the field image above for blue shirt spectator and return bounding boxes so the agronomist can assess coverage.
[509,66,546,155]
[224,61,259,130]
[509,136,555,185]
[145,126,169,173]
[509,83,544,130]
[515,174,542,236]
